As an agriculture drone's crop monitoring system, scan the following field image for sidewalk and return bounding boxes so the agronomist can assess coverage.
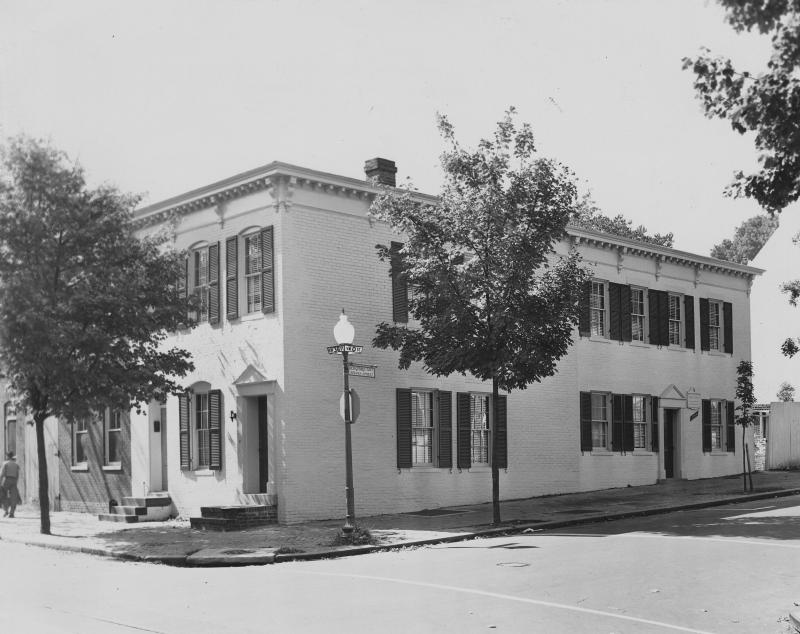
[1,470,798,567]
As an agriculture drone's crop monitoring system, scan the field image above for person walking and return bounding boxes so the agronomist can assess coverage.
[0,453,21,518]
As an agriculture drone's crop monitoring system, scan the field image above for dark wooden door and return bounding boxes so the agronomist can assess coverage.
[664,411,675,478]
[257,396,268,493]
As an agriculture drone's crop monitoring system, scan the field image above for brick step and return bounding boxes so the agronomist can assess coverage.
[122,496,173,508]
[110,505,147,516]
[199,505,274,520]
[98,513,139,523]
[190,514,277,532]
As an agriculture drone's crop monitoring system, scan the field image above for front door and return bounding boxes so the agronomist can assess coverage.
[664,410,675,478]
[257,396,268,494]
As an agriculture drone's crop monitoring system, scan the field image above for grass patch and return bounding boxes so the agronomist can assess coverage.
[275,546,305,555]
[330,526,377,547]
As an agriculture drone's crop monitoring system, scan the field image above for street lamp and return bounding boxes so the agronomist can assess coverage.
[327,310,362,534]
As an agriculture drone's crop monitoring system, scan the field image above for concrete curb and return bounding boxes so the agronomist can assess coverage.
[5,487,800,567]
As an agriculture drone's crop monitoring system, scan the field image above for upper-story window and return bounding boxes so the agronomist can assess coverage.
[193,247,210,323]
[244,233,263,314]
[631,288,646,342]
[224,227,274,320]
[590,281,606,337]
[668,294,682,346]
[708,300,722,351]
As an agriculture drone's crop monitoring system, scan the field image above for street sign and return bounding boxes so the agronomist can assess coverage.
[327,344,364,354]
[347,363,376,378]
[339,389,360,423]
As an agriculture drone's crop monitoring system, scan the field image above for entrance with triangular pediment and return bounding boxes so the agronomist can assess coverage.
[658,384,687,480]
[233,365,274,496]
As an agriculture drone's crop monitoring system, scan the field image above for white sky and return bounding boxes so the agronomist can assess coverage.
[0,0,777,255]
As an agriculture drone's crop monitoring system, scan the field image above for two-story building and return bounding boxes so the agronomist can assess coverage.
[57,158,761,523]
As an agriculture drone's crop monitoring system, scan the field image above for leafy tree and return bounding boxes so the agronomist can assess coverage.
[0,137,195,534]
[684,1,800,357]
[777,381,795,402]
[710,214,779,263]
[571,193,674,248]
[370,109,589,524]
[735,360,756,492]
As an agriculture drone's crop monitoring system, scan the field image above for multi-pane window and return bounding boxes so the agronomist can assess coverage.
[631,288,646,341]
[708,300,722,351]
[471,394,490,464]
[196,393,210,468]
[411,391,434,464]
[244,233,263,314]
[710,400,723,449]
[590,281,606,337]
[73,418,88,465]
[105,410,122,466]
[633,395,647,449]
[194,248,210,322]
[591,393,609,449]
[668,294,682,346]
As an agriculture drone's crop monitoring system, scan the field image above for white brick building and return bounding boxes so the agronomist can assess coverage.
[127,159,762,524]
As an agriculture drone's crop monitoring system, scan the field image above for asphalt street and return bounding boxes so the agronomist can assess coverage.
[8,496,800,633]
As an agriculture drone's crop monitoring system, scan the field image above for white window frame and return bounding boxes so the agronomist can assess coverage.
[668,293,683,347]
[708,299,723,351]
[243,231,263,314]
[411,390,436,466]
[630,287,647,342]
[193,246,210,323]
[632,394,649,450]
[591,392,610,450]
[73,418,89,467]
[470,393,491,465]
[105,410,122,467]
[195,392,210,469]
[710,399,724,450]
[590,280,607,338]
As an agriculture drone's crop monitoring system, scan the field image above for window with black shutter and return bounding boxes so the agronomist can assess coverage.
[723,302,733,354]
[701,399,712,453]
[651,396,659,452]
[580,392,592,452]
[178,393,191,470]
[208,242,220,325]
[612,394,624,452]
[261,227,275,314]
[726,400,735,453]
[648,291,661,346]
[438,391,452,469]
[225,236,238,320]
[209,389,223,470]
[684,295,695,349]
[623,394,634,452]
[396,389,412,469]
[495,395,507,469]
[700,298,710,351]
[609,283,622,341]
[456,392,472,469]
[579,281,591,337]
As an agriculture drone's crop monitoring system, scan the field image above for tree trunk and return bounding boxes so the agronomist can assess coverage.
[741,426,746,494]
[491,375,501,525]
[34,413,51,535]
[745,442,754,492]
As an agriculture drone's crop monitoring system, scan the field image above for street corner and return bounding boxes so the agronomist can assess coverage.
[184,546,278,567]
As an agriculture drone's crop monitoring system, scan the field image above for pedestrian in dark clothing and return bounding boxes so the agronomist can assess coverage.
[0,453,21,517]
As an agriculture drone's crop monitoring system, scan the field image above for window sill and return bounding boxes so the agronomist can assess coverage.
[194,469,216,476]
[238,312,265,323]
[71,465,89,472]
[706,349,728,357]
[102,465,122,473]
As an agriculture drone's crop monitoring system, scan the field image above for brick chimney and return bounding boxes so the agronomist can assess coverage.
[364,157,397,187]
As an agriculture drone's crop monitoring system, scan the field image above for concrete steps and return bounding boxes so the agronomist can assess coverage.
[98,493,175,523]
[190,504,277,531]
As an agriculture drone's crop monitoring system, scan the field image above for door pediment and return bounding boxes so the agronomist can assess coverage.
[660,384,686,408]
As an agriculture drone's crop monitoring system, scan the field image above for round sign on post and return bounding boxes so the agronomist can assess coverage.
[339,389,359,423]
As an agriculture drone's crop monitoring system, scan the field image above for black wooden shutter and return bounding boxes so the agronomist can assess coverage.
[623,394,634,452]
[390,242,408,323]
[438,391,452,469]
[609,282,622,341]
[658,291,670,347]
[261,226,275,314]
[651,396,659,452]
[179,392,191,470]
[396,389,412,469]
[648,290,661,346]
[612,394,624,452]
[723,302,733,354]
[702,399,711,453]
[495,395,507,469]
[726,400,736,453]
[620,285,632,342]
[456,392,471,469]
[700,298,710,351]
[684,295,695,349]
[579,281,591,337]
[225,236,238,320]
[209,389,223,470]
[208,242,220,325]
[580,392,592,452]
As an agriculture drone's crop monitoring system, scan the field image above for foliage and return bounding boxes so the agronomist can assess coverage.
[734,361,756,427]
[710,214,779,263]
[330,526,376,547]
[370,109,590,523]
[0,136,195,533]
[683,1,800,214]
[777,381,796,401]
[571,193,674,248]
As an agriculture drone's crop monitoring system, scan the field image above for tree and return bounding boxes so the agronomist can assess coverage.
[369,109,589,525]
[710,214,779,264]
[572,193,674,248]
[777,381,795,402]
[735,360,756,492]
[0,137,195,534]
[684,1,800,358]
